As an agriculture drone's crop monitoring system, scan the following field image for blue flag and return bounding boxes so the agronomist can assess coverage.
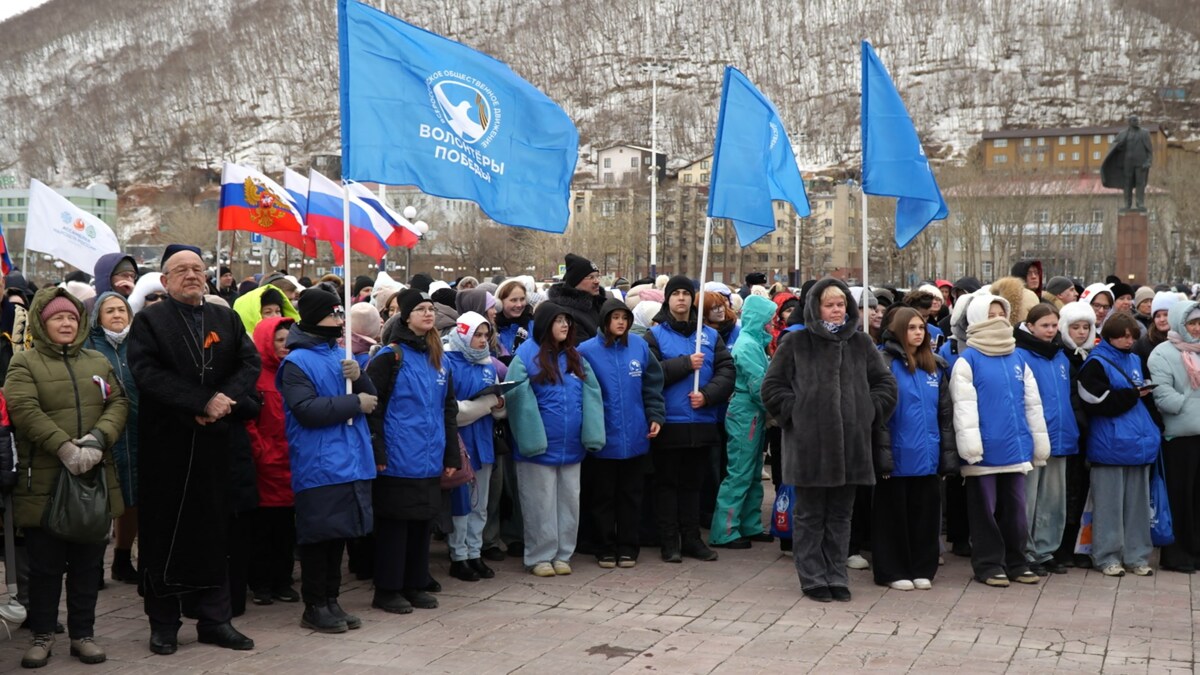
[338,0,579,233]
[707,67,810,247]
[861,41,948,249]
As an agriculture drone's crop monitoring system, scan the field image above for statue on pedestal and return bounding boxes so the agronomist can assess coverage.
[1101,115,1152,212]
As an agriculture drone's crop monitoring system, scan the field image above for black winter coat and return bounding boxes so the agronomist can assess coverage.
[546,282,605,344]
[761,278,897,488]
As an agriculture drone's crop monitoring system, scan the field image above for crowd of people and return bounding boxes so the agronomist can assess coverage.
[0,247,1197,667]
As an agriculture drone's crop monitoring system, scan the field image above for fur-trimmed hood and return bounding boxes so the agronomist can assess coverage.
[802,277,858,341]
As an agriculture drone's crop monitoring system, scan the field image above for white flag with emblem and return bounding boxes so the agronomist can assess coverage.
[26,179,121,274]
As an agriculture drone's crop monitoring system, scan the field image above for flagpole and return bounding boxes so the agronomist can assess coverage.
[693,216,712,393]
[793,213,800,287]
[342,180,354,402]
[861,186,868,330]
[649,64,659,278]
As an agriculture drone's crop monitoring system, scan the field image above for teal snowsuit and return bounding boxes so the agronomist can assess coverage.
[710,295,776,544]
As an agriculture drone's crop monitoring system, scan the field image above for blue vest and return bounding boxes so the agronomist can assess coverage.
[1084,341,1159,466]
[497,319,533,356]
[651,322,720,425]
[280,344,375,492]
[887,358,943,477]
[959,348,1034,467]
[512,339,586,466]
[578,334,651,460]
[1017,346,1080,457]
[444,351,497,468]
[378,343,450,479]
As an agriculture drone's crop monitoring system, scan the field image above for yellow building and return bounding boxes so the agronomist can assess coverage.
[982,124,1169,175]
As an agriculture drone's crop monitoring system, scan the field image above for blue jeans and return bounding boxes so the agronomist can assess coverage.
[449,463,493,561]
[1089,464,1152,568]
[1025,457,1067,564]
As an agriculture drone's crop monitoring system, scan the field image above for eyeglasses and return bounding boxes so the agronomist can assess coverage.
[411,306,437,315]
[145,292,167,302]
[331,308,346,320]
[553,316,573,326]
[1091,302,1112,310]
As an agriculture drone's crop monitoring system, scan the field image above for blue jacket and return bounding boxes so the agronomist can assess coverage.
[950,347,1046,470]
[937,339,962,373]
[1015,333,1080,457]
[578,330,666,460]
[506,338,605,466]
[1080,339,1160,466]
[375,341,453,479]
[278,332,376,493]
[496,317,534,356]
[884,351,945,477]
[650,321,723,425]
[443,350,497,468]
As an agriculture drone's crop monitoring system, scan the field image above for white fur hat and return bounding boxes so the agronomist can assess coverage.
[1058,300,1097,351]
[966,293,1011,326]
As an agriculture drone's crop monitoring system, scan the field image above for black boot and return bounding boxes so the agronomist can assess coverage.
[371,590,413,614]
[681,535,718,562]
[467,558,495,579]
[300,603,348,634]
[111,548,138,584]
[660,534,682,563]
[449,560,480,582]
[195,622,254,650]
[327,599,362,630]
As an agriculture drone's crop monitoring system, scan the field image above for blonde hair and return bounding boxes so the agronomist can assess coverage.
[820,285,846,303]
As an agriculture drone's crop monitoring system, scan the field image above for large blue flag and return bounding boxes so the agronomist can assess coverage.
[707,67,810,247]
[861,41,948,249]
[338,0,579,233]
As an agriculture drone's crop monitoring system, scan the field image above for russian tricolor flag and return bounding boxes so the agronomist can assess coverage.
[219,163,316,255]
[345,181,421,249]
[284,168,309,222]
[0,223,12,275]
[306,169,391,261]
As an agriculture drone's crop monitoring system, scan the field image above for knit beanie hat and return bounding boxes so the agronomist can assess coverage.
[409,273,433,293]
[395,288,431,324]
[563,253,598,288]
[41,294,80,324]
[260,287,285,309]
[1151,291,1179,316]
[664,275,694,303]
[745,271,767,286]
[113,258,137,276]
[297,289,342,328]
[1133,285,1156,310]
[1045,276,1075,296]
[352,275,374,297]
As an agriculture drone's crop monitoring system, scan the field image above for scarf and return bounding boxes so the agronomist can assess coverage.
[1167,330,1200,390]
[447,332,492,365]
[966,317,1016,356]
[103,325,131,347]
[820,318,847,334]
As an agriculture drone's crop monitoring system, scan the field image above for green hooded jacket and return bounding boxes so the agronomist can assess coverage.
[5,288,128,528]
[231,284,299,336]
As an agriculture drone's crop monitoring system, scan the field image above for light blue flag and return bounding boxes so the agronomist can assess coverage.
[707,67,810,247]
[861,41,949,249]
[338,0,579,233]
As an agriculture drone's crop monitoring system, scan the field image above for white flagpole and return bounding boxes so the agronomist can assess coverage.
[342,180,354,400]
[693,216,712,392]
[861,187,869,330]
[649,66,659,278]
[793,212,801,286]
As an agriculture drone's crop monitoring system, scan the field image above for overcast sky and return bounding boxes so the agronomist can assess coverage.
[0,0,52,23]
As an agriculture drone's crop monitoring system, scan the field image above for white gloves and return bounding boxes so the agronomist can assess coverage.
[358,393,378,414]
[57,441,102,476]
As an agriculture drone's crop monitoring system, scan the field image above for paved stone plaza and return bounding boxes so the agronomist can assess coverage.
[0,497,1193,674]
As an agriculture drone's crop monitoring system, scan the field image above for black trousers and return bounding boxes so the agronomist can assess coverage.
[24,527,105,639]
[228,511,254,617]
[1160,436,1200,569]
[652,445,705,539]
[848,485,873,555]
[945,475,969,546]
[965,474,1029,579]
[581,454,650,559]
[374,517,431,593]
[250,506,296,594]
[871,475,942,584]
[144,577,232,632]
[297,539,344,605]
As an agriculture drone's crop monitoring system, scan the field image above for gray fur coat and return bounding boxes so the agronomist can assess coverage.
[760,277,897,488]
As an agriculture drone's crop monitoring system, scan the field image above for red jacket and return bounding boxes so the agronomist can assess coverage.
[245,316,295,507]
[768,292,798,356]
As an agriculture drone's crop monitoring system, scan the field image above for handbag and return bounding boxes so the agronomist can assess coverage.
[42,463,110,544]
[1150,452,1175,547]
[440,434,476,490]
[769,484,795,539]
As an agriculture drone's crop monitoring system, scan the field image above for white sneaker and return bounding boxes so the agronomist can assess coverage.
[1101,564,1126,577]
[913,578,932,590]
[1130,565,1154,577]
[847,554,870,570]
[888,579,914,591]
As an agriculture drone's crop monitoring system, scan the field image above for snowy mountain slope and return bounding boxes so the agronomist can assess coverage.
[0,0,1197,188]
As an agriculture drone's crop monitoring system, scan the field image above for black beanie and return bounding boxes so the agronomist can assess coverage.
[563,253,597,288]
[352,275,374,297]
[259,287,285,310]
[219,266,231,277]
[745,271,767,286]
[431,287,457,308]
[409,273,433,292]
[297,289,341,328]
[395,288,430,324]
[664,275,694,303]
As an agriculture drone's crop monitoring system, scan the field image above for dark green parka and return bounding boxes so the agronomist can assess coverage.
[5,288,128,528]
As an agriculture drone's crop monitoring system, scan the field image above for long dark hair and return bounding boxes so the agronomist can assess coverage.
[888,307,936,374]
[533,316,585,385]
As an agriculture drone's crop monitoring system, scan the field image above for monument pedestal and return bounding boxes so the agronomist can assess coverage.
[1115,211,1148,286]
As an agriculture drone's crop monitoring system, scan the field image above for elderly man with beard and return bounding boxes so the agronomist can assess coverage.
[127,244,261,656]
